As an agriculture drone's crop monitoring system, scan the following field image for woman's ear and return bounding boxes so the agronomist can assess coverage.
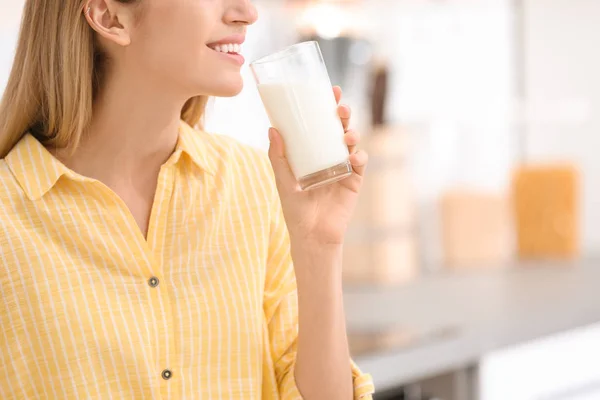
[84,0,134,47]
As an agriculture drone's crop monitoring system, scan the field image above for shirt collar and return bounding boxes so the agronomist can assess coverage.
[5,133,85,201]
[5,120,216,201]
[173,120,217,176]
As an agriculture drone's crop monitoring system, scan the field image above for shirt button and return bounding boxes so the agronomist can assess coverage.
[161,369,172,380]
[148,277,160,288]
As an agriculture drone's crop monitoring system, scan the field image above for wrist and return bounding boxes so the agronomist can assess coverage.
[290,241,342,265]
[291,243,344,287]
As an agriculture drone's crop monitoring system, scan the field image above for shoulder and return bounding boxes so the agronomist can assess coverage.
[0,159,22,204]
[0,160,27,253]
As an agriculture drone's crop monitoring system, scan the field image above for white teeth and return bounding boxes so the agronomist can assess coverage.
[211,43,241,53]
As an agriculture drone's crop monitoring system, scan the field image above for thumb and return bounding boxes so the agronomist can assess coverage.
[268,128,297,191]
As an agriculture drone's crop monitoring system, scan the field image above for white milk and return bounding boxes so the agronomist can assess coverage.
[258,82,349,179]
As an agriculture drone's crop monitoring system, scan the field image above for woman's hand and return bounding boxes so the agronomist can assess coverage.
[268,86,368,250]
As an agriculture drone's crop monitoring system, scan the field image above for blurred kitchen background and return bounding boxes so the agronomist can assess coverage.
[2,0,600,399]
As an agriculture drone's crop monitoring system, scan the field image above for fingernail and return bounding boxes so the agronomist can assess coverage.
[268,128,274,142]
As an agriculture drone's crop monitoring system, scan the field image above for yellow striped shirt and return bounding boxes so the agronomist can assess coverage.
[0,121,374,399]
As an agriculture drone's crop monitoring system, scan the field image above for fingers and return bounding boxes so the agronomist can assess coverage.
[333,86,351,131]
[333,86,342,104]
[337,104,351,131]
[344,129,360,155]
[268,128,297,192]
[349,150,368,177]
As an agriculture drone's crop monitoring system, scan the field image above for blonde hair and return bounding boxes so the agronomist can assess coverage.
[0,0,207,158]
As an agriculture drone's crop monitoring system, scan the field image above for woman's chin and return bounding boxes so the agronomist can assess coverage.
[219,86,244,97]
[209,79,244,97]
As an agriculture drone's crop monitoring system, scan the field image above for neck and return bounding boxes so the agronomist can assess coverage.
[58,69,186,182]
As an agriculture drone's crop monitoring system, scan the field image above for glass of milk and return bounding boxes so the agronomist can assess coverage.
[250,41,352,191]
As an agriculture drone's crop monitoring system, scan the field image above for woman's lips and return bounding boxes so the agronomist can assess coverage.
[208,42,245,66]
[209,47,245,66]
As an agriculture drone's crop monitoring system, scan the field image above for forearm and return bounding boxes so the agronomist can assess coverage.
[292,244,353,400]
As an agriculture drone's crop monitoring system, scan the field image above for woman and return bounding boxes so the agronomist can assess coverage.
[0,0,374,399]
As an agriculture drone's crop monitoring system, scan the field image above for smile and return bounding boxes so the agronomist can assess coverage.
[208,44,245,66]
[209,43,242,54]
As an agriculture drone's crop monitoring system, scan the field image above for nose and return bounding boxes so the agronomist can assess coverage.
[224,0,259,26]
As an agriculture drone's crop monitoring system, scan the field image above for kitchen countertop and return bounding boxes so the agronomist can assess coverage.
[344,258,600,392]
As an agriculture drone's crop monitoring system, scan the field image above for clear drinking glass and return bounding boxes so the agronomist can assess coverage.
[250,41,352,191]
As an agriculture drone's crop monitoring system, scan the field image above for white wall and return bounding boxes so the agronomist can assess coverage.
[0,1,24,94]
[523,0,600,254]
[359,0,516,267]
[364,0,516,195]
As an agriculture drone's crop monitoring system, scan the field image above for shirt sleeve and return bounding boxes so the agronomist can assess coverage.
[263,191,375,400]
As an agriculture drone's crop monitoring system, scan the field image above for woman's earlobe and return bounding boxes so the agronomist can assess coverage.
[111,31,132,47]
